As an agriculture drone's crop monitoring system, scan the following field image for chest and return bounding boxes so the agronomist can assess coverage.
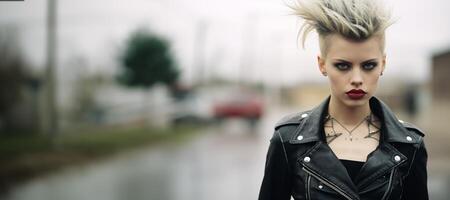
[324,119,381,161]
[327,136,379,161]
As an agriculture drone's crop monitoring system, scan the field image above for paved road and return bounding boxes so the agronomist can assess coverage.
[0,114,278,200]
[1,108,449,200]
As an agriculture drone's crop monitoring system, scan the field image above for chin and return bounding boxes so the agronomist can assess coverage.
[341,96,370,107]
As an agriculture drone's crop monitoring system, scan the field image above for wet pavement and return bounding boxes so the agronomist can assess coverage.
[0,115,275,200]
[1,109,449,200]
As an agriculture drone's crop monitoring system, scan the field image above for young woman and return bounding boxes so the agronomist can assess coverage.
[258,0,428,199]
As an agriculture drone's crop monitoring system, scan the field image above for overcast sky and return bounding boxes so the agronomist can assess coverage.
[1,0,450,86]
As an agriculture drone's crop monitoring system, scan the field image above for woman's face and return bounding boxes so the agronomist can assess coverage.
[318,34,386,108]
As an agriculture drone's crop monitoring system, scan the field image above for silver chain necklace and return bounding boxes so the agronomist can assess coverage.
[324,113,379,143]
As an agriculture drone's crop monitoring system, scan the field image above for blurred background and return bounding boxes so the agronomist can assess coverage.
[0,0,450,199]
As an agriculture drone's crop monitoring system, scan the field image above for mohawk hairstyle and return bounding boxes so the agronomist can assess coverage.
[289,0,394,55]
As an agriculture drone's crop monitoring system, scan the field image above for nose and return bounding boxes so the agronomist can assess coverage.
[350,69,363,87]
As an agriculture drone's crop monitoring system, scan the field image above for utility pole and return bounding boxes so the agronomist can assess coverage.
[45,0,58,136]
[239,14,258,87]
[192,20,208,87]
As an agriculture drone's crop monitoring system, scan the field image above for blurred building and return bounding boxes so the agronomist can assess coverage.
[429,49,450,135]
[432,50,450,101]
[287,83,329,109]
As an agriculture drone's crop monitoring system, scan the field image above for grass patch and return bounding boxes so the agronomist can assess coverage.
[0,125,203,193]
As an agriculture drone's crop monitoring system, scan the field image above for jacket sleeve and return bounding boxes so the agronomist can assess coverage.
[258,130,292,200]
[401,138,428,200]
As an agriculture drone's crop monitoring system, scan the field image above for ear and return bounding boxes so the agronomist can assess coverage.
[381,54,386,75]
[317,55,326,75]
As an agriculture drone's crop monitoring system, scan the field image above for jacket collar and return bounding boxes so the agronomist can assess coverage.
[289,95,420,145]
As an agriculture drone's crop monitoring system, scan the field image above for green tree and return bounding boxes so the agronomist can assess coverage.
[118,30,179,88]
[0,27,30,133]
[117,29,179,126]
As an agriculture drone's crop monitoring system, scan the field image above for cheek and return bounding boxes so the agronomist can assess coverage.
[368,73,381,82]
[365,74,381,89]
[328,75,347,91]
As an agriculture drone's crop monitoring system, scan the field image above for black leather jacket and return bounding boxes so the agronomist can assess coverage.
[258,96,428,200]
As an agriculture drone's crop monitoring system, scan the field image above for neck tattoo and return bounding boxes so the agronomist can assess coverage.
[324,113,380,144]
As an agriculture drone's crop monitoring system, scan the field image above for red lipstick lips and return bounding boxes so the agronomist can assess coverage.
[346,89,366,100]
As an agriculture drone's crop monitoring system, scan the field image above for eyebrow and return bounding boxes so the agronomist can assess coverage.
[333,58,378,64]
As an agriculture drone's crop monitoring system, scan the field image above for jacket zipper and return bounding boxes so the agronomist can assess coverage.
[306,174,311,200]
[302,165,355,200]
[381,168,396,200]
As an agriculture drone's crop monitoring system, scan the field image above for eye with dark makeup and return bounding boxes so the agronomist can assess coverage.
[333,60,378,71]
[333,62,351,71]
[361,61,378,70]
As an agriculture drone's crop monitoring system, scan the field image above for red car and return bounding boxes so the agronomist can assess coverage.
[213,94,264,120]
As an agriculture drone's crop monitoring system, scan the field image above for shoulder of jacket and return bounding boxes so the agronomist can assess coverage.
[273,110,311,142]
[275,110,312,143]
[400,120,425,137]
[275,110,311,130]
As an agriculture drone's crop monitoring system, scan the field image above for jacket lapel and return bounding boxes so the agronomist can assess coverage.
[354,141,406,190]
[289,96,360,199]
[302,141,360,199]
[355,97,420,190]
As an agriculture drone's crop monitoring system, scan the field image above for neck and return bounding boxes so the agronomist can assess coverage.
[328,96,371,126]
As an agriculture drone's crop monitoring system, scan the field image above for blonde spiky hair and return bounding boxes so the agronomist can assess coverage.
[289,0,394,56]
